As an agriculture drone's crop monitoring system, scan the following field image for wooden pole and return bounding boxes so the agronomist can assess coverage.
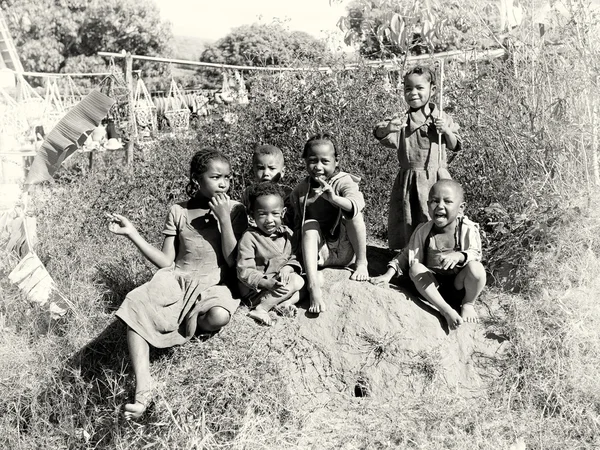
[124,52,136,165]
[438,59,445,166]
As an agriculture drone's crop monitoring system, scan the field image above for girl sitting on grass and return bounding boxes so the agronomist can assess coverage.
[107,149,247,420]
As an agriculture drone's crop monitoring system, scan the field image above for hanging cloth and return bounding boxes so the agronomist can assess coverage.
[234,70,249,105]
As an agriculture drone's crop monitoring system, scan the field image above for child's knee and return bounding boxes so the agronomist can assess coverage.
[465,261,486,282]
[204,306,231,329]
[289,272,305,291]
[408,262,428,280]
[346,212,366,230]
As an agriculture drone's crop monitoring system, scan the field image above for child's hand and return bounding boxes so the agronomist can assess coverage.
[387,117,407,133]
[278,266,295,285]
[106,213,136,236]
[434,117,452,135]
[369,274,393,287]
[209,193,232,223]
[263,278,289,295]
[316,177,334,202]
[439,252,464,270]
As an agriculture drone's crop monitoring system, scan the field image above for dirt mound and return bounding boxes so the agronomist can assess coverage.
[263,248,508,431]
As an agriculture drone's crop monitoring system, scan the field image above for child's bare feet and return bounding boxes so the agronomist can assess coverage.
[441,308,463,330]
[248,307,276,326]
[308,284,326,313]
[461,304,478,323]
[350,262,369,281]
[124,386,153,420]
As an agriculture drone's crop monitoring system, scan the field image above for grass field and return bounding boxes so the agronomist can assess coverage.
[2,3,600,446]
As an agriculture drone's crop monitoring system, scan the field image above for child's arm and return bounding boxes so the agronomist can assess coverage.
[457,219,483,265]
[373,116,407,148]
[317,175,364,216]
[236,233,266,289]
[439,219,483,269]
[209,194,238,267]
[370,247,408,286]
[107,213,175,268]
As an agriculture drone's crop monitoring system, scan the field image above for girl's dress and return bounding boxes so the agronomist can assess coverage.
[116,201,247,348]
[374,103,461,250]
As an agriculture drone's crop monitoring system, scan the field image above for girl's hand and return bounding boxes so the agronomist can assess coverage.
[369,274,393,287]
[439,252,464,270]
[264,278,289,295]
[316,177,334,202]
[278,266,295,285]
[434,117,451,135]
[209,193,232,223]
[107,213,136,237]
[388,117,407,132]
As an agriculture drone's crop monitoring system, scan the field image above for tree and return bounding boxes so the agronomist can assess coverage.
[0,0,172,73]
[200,23,331,67]
[337,0,501,60]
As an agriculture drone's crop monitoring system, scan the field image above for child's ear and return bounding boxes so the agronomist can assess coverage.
[459,201,466,215]
[281,206,287,218]
[431,83,438,96]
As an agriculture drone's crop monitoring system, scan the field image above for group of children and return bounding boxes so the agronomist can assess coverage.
[107,65,487,419]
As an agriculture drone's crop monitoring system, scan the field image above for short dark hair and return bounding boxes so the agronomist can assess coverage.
[430,179,465,202]
[247,182,285,211]
[404,65,436,87]
[252,144,284,166]
[302,133,339,159]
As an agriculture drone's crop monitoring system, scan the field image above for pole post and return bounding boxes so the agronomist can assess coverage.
[124,52,136,165]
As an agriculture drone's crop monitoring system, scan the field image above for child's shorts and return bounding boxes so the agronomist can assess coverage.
[316,220,355,268]
[432,270,465,311]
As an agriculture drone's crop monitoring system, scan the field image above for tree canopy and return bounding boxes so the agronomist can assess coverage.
[200,23,331,67]
[0,0,172,73]
[337,0,502,59]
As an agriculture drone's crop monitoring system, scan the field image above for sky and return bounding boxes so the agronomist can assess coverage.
[154,0,350,45]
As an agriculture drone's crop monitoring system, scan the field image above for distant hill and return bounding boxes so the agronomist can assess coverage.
[171,35,211,61]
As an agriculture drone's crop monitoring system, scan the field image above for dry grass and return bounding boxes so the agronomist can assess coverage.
[1,2,600,447]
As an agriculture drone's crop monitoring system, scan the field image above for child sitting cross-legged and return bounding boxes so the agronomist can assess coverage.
[237,182,305,326]
[371,179,486,330]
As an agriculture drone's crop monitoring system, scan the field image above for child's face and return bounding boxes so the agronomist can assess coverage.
[305,142,338,182]
[254,154,284,182]
[197,159,231,199]
[404,73,436,110]
[428,184,465,230]
[251,194,286,235]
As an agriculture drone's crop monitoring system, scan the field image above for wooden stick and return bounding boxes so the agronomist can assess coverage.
[438,58,445,166]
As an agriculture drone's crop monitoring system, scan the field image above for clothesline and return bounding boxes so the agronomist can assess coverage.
[97,48,508,73]
[15,71,112,78]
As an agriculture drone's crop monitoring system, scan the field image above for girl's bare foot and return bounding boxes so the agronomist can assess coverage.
[461,304,478,323]
[124,387,153,420]
[308,284,326,314]
[248,308,276,326]
[441,308,463,330]
[350,262,370,281]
